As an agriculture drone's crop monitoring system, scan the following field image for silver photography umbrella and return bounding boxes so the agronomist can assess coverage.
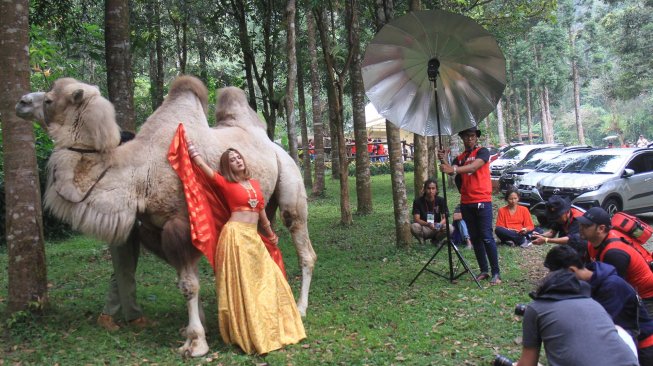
[362,9,506,136]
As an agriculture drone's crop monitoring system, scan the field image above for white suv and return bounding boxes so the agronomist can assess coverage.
[533,148,653,216]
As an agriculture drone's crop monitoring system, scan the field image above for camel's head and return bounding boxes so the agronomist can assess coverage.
[16,91,46,126]
[40,78,121,152]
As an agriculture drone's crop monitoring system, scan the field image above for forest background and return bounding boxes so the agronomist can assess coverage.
[0,0,652,327]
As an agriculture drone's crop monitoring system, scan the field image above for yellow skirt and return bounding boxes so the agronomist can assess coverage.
[216,221,306,354]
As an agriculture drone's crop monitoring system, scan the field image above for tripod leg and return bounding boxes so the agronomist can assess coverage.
[449,241,482,288]
[408,242,446,286]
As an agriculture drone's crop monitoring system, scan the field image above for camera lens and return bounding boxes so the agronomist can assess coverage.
[493,354,514,366]
[514,304,527,316]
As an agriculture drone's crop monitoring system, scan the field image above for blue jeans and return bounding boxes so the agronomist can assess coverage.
[455,219,470,240]
[461,202,500,276]
[495,227,543,245]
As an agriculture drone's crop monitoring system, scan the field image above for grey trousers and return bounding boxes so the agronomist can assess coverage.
[102,233,142,322]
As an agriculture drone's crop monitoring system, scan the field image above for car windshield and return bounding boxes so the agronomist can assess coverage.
[560,154,628,174]
[536,155,580,173]
[500,147,523,159]
[517,150,561,169]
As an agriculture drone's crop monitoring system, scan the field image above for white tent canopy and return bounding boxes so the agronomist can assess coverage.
[365,103,414,140]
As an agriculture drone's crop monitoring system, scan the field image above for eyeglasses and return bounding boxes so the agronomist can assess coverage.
[461,134,477,139]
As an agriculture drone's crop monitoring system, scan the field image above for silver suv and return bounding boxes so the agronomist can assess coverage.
[533,148,653,216]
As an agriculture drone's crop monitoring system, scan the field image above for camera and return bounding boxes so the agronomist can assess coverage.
[514,303,527,316]
[493,354,514,366]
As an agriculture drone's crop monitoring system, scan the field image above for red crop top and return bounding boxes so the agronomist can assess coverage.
[212,172,265,212]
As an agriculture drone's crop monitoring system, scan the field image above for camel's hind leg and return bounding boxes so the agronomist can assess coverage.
[274,179,317,317]
[160,218,209,357]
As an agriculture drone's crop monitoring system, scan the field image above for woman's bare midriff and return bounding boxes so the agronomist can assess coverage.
[230,210,259,224]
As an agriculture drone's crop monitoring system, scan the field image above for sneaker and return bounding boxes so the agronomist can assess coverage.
[476,272,490,281]
[490,274,502,285]
[503,240,515,247]
[520,240,532,248]
[97,313,120,332]
[129,316,158,329]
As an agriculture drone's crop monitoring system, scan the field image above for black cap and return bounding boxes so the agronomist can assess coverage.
[457,126,481,138]
[576,207,611,226]
[545,195,571,221]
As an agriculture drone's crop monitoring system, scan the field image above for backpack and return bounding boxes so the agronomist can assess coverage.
[612,212,653,246]
[606,212,653,270]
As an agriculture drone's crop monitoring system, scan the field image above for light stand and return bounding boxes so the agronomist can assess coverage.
[409,58,482,289]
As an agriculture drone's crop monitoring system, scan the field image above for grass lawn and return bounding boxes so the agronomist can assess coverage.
[1,172,553,365]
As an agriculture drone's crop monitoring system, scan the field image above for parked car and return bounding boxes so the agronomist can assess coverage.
[499,146,593,193]
[532,147,653,219]
[489,142,523,163]
[490,144,560,181]
[517,150,596,224]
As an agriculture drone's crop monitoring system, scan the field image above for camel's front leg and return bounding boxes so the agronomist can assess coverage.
[177,265,209,357]
[291,227,316,317]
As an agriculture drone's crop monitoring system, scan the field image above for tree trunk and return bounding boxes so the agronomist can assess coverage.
[513,84,522,142]
[496,99,506,145]
[504,88,513,142]
[387,122,412,247]
[526,78,533,144]
[347,0,373,214]
[570,32,585,145]
[285,0,299,163]
[147,0,164,112]
[427,136,436,179]
[307,12,325,196]
[375,0,410,246]
[297,20,312,188]
[543,85,554,143]
[315,7,352,225]
[539,88,550,143]
[229,0,257,110]
[196,26,209,86]
[105,0,135,132]
[0,0,48,313]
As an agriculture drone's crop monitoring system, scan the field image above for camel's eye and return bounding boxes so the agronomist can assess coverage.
[45,98,53,105]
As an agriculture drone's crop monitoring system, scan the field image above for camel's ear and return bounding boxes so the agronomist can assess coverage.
[72,89,85,105]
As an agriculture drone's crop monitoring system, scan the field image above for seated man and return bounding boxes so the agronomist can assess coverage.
[544,245,653,365]
[452,204,473,249]
[531,195,587,259]
[515,269,639,366]
[411,178,453,245]
[580,207,653,316]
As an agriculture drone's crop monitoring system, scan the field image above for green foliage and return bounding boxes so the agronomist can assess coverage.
[0,173,549,365]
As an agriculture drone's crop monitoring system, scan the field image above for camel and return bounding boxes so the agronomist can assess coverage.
[15,76,316,357]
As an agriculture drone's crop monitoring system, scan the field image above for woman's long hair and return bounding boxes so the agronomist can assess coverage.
[219,148,252,182]
[421,178,438,199]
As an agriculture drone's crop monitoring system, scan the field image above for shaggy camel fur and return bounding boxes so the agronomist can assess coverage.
[16,76,316,357]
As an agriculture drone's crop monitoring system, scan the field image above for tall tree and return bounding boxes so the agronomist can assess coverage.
[297,12,313,188]
[307,11,325,196]
[348,0,373,215]
[374,0,411,247]
[315,5,353,225]
[1,0,48,312]
[105,0,136,131]
[409,0,428,198]
[285,0,299,163]
[496,99,506,145]
[147,0,164,111]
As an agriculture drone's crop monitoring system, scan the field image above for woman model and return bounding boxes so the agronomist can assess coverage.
[187,142,306,354]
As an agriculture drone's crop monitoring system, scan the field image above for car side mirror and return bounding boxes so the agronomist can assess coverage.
[623,168,635,178]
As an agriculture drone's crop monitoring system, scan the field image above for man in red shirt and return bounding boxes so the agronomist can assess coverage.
[581,207,653,315]
[438,127,501,285]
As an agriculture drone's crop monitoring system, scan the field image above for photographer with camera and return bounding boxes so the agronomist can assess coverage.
[411,178,452,245]
[530,195,588,257]
[544,245,653,365]
[509,269,638,366]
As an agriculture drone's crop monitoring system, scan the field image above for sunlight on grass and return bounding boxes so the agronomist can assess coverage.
[0,172,549,365]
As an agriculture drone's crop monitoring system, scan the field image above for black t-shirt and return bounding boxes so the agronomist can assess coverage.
[412,196,448,222]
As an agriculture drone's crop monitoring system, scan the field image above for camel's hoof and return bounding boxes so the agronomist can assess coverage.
[178,338,209,358]
[297,303,307,318]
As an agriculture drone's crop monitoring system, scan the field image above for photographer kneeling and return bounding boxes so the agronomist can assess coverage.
[512,269,638,366]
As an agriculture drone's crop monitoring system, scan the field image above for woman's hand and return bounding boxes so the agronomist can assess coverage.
[269,233,279,245]
[187,141,200,159]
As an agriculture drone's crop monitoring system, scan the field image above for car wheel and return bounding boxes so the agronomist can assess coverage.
[601,198,621,216]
